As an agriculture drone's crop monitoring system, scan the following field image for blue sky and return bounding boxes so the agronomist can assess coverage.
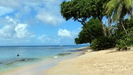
[0,0,84,45]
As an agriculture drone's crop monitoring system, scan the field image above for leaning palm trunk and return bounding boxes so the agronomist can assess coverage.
[120,20,128,35]
[108,17,112,36]
[98,17,107,36]
[128,9,133,18]
[106,0,133,36]
[102,23,107,36]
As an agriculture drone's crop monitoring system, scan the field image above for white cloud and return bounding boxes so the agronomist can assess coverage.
[0,0,75,45]
[0,24,34,39]
[0,25,15,38]
[0,6,14,16]
[36,10,64,25]
[38,34,61,44]
[0,0,64,25]
[0,16,35,44]
[57,28,82,44]
[5,16,17,24]
[14,24,34,39]
[38,35,47,42]
[35,0,64,25]
[37,28,82,45]
[58,29,71,37]
[0,0,22,9]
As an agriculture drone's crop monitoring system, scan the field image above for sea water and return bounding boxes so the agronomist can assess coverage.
[0,45,85,73]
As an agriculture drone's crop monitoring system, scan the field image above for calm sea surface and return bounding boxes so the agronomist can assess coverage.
[0,45,85,73]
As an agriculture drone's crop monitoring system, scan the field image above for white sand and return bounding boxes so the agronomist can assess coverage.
[45,48,133,75]
[3,47,133,75]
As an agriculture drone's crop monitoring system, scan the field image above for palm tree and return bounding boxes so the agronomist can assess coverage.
[106,0,133,20]
[106,0,133,35]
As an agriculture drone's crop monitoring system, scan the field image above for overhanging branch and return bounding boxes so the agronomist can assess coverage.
[77,19,96,39]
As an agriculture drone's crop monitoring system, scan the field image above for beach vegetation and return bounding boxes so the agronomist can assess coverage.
[115,18,133,51]
[91,36,116,50]
[60,0,110,38]
[116,35,133,51]
[60,0,133,51]
[75,18,104,44]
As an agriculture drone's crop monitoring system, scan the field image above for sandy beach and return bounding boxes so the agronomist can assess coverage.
[45,47,133,75]
[2,47,133,75]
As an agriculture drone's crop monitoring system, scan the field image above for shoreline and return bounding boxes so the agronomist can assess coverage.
[1,46,89,75]
[45,48,133,75]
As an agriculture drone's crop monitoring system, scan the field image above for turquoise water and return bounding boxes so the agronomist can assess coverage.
[0,45,85,73]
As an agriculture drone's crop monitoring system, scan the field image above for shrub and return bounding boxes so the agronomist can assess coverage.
[90,36,116,51]
[116,39,127,51]
[116,35,133,51]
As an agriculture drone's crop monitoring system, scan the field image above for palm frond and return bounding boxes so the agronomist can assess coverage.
[124,0,132,9]
[106,0,117,13]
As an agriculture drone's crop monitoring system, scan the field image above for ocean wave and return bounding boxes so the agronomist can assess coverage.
[54,56,58,58]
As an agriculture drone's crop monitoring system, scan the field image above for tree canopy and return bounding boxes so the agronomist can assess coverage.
[60,0,109,21]
[60,0,133,50]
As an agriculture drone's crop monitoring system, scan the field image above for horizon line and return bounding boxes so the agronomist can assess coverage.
[0,44,86,47]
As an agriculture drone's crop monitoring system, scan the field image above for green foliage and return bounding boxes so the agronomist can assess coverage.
[60,0,133,51]
[75,18,104,44]
[112,18,133,39]
[90,36,116,51]
[75,30,92,44]
[116,35,133,51]
[60,0,92,21]
[60,0,109,21]
[106,0,133,22]
[113,18,133,51]
[85,18,104,38]
[116,39,128,51]
[124,18,133,30]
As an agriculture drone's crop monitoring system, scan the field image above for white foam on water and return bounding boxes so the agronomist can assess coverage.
[54,56,58,58]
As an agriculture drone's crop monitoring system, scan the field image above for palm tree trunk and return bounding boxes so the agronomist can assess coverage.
[128,9,133,18]
[108,17,112,36]
[98,17,107,36]
[121,20,128,35]
[102,23,107,36]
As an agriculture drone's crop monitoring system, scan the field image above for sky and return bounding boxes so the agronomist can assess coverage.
[0,0,84,46]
